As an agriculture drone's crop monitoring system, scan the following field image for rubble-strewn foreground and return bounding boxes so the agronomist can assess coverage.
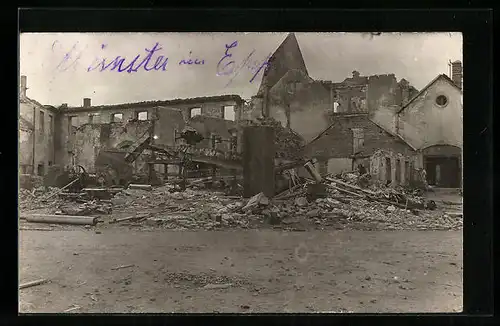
[19,174,462,231]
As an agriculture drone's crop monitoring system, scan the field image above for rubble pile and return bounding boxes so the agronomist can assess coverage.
[243,117,305,160]
[110,185,252,230]
[56,200,113,216]
[19,187,62,211]
[20,175,461,231]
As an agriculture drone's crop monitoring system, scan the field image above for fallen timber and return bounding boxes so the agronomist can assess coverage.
[20,214,98,226]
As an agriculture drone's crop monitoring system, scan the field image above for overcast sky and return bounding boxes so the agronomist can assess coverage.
[19,32,462,107]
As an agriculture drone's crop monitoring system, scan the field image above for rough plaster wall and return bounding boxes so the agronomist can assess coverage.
[399,78,462,150]
[19,102,55,174]
[156,108,186,146]
[268,72,331,142]
[367,74,399,112]
[73,124,101,172]
[19,130,33,167]
[327,158,352,175]
[370,105,399,135]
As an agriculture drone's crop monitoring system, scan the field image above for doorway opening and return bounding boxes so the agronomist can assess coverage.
[425,156,460,188]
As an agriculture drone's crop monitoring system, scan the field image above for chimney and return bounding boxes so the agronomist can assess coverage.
[61,103,68,109]
[83,98,91,107]
[20,75,27,98]
[450,60,462,90]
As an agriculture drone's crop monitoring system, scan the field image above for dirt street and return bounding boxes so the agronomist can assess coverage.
[19,229,463,313]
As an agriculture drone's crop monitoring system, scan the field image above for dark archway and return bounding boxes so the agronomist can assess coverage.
[422,144,462,188]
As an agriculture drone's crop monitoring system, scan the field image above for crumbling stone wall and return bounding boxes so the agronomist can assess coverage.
[268,71,331,143]
[370,149,416,186]
[367,74,400,113]
[19,101,56,175]
[73,124,101,172]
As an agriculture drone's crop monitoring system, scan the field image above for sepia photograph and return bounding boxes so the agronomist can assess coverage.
[19,32,463,313]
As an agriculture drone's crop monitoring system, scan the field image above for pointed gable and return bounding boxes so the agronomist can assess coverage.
[257,33,309,96]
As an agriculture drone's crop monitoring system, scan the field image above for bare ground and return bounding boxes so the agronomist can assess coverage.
[19,229,463,313]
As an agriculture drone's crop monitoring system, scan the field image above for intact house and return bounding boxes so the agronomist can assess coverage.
[19,76,58,176]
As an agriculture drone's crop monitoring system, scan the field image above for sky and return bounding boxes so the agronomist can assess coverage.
[19,32,462,107]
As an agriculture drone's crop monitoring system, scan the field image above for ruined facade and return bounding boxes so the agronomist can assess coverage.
[19,76,58,175]
[251,33,420,146]
[304,113,416,184]
[251,33,462,188]
[19,79,245,177]
[57,95,244,174]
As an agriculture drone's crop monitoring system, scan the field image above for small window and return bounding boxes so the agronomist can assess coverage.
[39,110,45,132]
[435,95,448,107]
[88,113,100,124]
[223,105,235,121]
[112,113,123,122]
[190,108,202,118]
[137,111,148,120]
[37,163,44,176]
[333,101,340,113]
[48,114,53,135]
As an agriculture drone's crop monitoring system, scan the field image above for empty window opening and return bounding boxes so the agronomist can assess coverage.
[37,163,44,176]
[89,113,100,124]
[39,110,45,133]
[137,111,148,121]
[190,108,202,118]
[112,113,123,122]
[385,157,392,182]
[223,105,235,121]
[333,101,340,113]
[405,161,410,183]
[395,158,401,183]
[68,116,78,132]
[48,114,53,135]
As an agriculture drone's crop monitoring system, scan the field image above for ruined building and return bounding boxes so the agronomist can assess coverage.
[19,75,245,179]
[252,33,463,188]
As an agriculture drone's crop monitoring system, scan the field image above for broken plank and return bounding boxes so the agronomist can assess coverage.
[19,279,48,289]
[325,177,377,195]
[128,184,153,191]
[109,214,149,224]
[21,214,98,226]
[19,227,53,231]
[111,264,135,270]
[326,184,365,198]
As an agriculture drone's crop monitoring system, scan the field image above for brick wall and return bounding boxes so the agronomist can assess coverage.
[305,114,414,161]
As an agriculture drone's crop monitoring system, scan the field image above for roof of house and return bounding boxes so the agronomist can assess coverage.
[19,116,34,131]
[304,113,415,157]
[397,74,462,114]
[257,33,309,96]
[20,96,59,113]
[61,95,244,113]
